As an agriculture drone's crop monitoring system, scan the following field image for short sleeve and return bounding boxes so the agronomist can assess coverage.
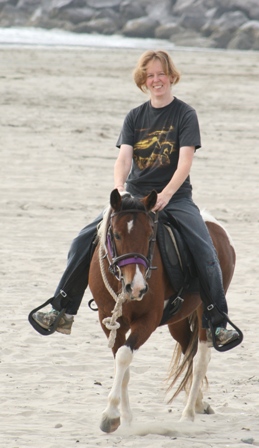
[116,110,135,148]
[179,108,201,150]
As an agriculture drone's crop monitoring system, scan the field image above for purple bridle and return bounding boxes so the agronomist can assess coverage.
[105,209,158,281]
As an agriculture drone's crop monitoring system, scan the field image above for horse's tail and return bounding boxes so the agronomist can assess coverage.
[166,311,207,402]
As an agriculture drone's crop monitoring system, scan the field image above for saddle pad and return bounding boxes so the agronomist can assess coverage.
[157,222,197,293]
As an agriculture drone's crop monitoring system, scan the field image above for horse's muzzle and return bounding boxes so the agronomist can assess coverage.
[124,283,148,301]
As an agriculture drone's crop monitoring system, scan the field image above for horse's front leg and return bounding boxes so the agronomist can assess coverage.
[180,341,211,421]
[100,345,133,433]
[120,365,133,426]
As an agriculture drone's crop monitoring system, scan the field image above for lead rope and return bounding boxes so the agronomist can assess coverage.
[98,244,127,348]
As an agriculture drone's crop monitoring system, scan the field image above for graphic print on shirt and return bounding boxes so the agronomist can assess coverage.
[133,125,176,170]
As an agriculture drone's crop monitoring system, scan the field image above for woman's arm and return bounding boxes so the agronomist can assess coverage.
[114,144,133,192]
[153,146,195,211]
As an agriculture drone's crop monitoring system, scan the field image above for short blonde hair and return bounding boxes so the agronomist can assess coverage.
[133,50,181,92]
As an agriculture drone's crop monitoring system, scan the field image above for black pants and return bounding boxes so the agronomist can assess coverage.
[53,198,228,327]
[160,197,228,327]
[54,213,103,315]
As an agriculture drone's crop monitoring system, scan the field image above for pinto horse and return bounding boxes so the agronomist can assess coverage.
[88,189,240,433]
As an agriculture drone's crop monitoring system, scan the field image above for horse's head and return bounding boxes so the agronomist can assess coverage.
[107,189,157,301]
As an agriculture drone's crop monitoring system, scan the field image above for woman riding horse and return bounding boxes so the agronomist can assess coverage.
[31,49,240,348]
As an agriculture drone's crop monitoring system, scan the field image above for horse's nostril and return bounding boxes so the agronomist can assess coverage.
[140,285,148,296]
[125,283,132,294]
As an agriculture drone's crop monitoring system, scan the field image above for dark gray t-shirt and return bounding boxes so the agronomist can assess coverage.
[116,97,201,199]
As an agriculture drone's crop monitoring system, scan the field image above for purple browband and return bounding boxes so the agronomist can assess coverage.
[117,257,148,269]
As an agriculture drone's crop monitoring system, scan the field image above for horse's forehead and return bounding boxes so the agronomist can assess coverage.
[113,212,149,232]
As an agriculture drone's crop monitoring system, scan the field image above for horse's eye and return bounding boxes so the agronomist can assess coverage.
[113,232,121,240]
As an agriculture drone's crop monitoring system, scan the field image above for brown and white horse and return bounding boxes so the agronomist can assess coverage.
[88,189,239,433]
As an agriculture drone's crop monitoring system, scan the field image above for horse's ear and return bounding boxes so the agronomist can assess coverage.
[142,190,157,211]
[110,189,122,211]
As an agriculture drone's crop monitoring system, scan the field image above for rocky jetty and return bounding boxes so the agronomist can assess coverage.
[0,0,259,50]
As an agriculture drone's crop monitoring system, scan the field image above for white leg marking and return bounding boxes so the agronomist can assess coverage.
[180,341,211,421]
[120,366,133,426]
[101,346,133,432]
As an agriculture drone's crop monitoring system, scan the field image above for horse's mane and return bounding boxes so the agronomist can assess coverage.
[97,195,145,248]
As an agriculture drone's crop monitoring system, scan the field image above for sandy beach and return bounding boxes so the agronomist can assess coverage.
[1,44,259,447]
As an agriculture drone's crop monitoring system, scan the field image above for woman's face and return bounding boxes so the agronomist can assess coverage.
[145,59,173,101]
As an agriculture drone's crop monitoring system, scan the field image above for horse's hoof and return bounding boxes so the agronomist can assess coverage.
[195,401,215,415]
[180,411,195,422]
[100,416,121,433]
[203,404,215,415]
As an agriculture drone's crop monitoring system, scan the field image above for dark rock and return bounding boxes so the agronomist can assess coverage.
[170,0,208,30]
[122,16,159,38]
[216,0,259,21]
[0,3,28,25]
[155,22,182,39]
[172,0,202,16]
[228,20,259,50]
[86,0,121,9]
[0,0,18,7]
[94,8,121,27]
[48,0,87,19]
[119,0,145,23]
[51,6,94,23]
[50,0,87,10]
[31,15,74,30]
[209,11,248,47]
[17,0,41,9]
[146,0,171,23]
[170,28,214,48]
[202,10,248,37]
[179,8,207,31]
[136,0,161,10]
[73,16,117,34]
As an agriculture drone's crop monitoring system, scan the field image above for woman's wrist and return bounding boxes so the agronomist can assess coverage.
[114,184,125,191]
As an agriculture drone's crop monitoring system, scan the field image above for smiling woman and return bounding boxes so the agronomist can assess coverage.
[133,49,181,94]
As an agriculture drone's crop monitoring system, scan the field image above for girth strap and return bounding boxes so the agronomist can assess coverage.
[159,287,184,327]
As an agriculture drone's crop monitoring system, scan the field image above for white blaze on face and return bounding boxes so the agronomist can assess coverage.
[127,219,134,233]
[131,265,146,300]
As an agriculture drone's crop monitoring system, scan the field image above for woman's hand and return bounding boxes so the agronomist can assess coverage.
[153,191,172,211]
[153,146,195,211]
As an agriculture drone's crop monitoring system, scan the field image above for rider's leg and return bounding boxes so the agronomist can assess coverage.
[33,213,103,333]
[53,213,103,314]
[162,198,239,347]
